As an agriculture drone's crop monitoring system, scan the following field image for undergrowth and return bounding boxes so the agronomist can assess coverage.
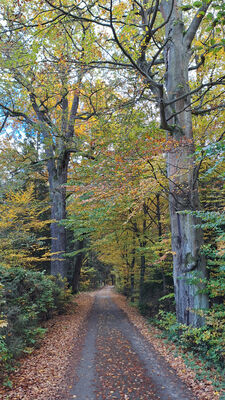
[0,266,72,386]
[149,307,225,394]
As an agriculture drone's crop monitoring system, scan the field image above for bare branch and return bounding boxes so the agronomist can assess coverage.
[166,77,225,107]
[0,103,34,125]
[0,113,9,133]
[192,103,225,116]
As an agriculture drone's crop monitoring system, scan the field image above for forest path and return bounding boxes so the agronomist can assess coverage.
[69,287,195,400]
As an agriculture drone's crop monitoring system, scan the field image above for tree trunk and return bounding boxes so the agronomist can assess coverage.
[72,240,84,293]
[156,194,166,295]
[139,254,146,304]
[48,161,69,278]
[139,203,147,305]
[123,264,130,296]
[50,193,67,277]
[130,254,135,303]
[161,1,209,326]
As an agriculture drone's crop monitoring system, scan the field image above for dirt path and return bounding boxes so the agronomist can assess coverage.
[1,287,219,400]
[69,287,195,400]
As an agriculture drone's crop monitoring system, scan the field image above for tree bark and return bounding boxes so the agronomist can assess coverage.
[161,0,209,326]
[130,254,135,303]
[123,263,130,296]
[139,203,147,305]
[48,161,69,278]
[139,254,146,304]
[156,194,166,295]
[72,239,84,293]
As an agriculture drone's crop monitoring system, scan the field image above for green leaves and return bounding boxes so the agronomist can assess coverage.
[0,266,72,384]
[193,1,203,7]
[181,5,193,11]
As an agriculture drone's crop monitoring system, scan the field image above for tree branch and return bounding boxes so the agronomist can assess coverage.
[109,0,160,91]
[192,103,225,116]
[0,113,9,133]
[67,93,79,138]
[184,1,212,48]
[0,103,34,125]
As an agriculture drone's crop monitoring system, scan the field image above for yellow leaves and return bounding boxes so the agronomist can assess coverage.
[23,347,34,354]
[113,2,128,18]
[75,121,88,137]
[216,235,225,257]
[0,319,8,328]
[0,184,51,268]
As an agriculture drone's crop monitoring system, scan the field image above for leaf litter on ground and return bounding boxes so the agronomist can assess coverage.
[0,288,224,400]
[0,292,95,400]
[111,291,224,400]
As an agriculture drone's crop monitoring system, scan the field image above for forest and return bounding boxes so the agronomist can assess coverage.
[0,0,224,397]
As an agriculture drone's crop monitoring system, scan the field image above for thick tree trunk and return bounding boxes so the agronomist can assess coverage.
[50,185,66,277]
[48,156,69,278]
[49,177,68,278]
[161,1,209,326]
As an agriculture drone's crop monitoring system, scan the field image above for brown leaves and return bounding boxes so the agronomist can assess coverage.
[112,292,222,400]
[0,293,94,400]
[95,295,159,400]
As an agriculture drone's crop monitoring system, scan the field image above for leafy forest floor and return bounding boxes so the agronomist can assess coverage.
[0,287,223,400]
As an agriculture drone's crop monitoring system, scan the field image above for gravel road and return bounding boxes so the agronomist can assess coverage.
[69,287,196,400]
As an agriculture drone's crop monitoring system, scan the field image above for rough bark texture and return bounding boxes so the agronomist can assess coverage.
[160,0,209,326]
[48,159,69,278]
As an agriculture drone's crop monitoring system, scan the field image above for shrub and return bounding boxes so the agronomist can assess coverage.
[0,266,72,384]
[153,306,225,370]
